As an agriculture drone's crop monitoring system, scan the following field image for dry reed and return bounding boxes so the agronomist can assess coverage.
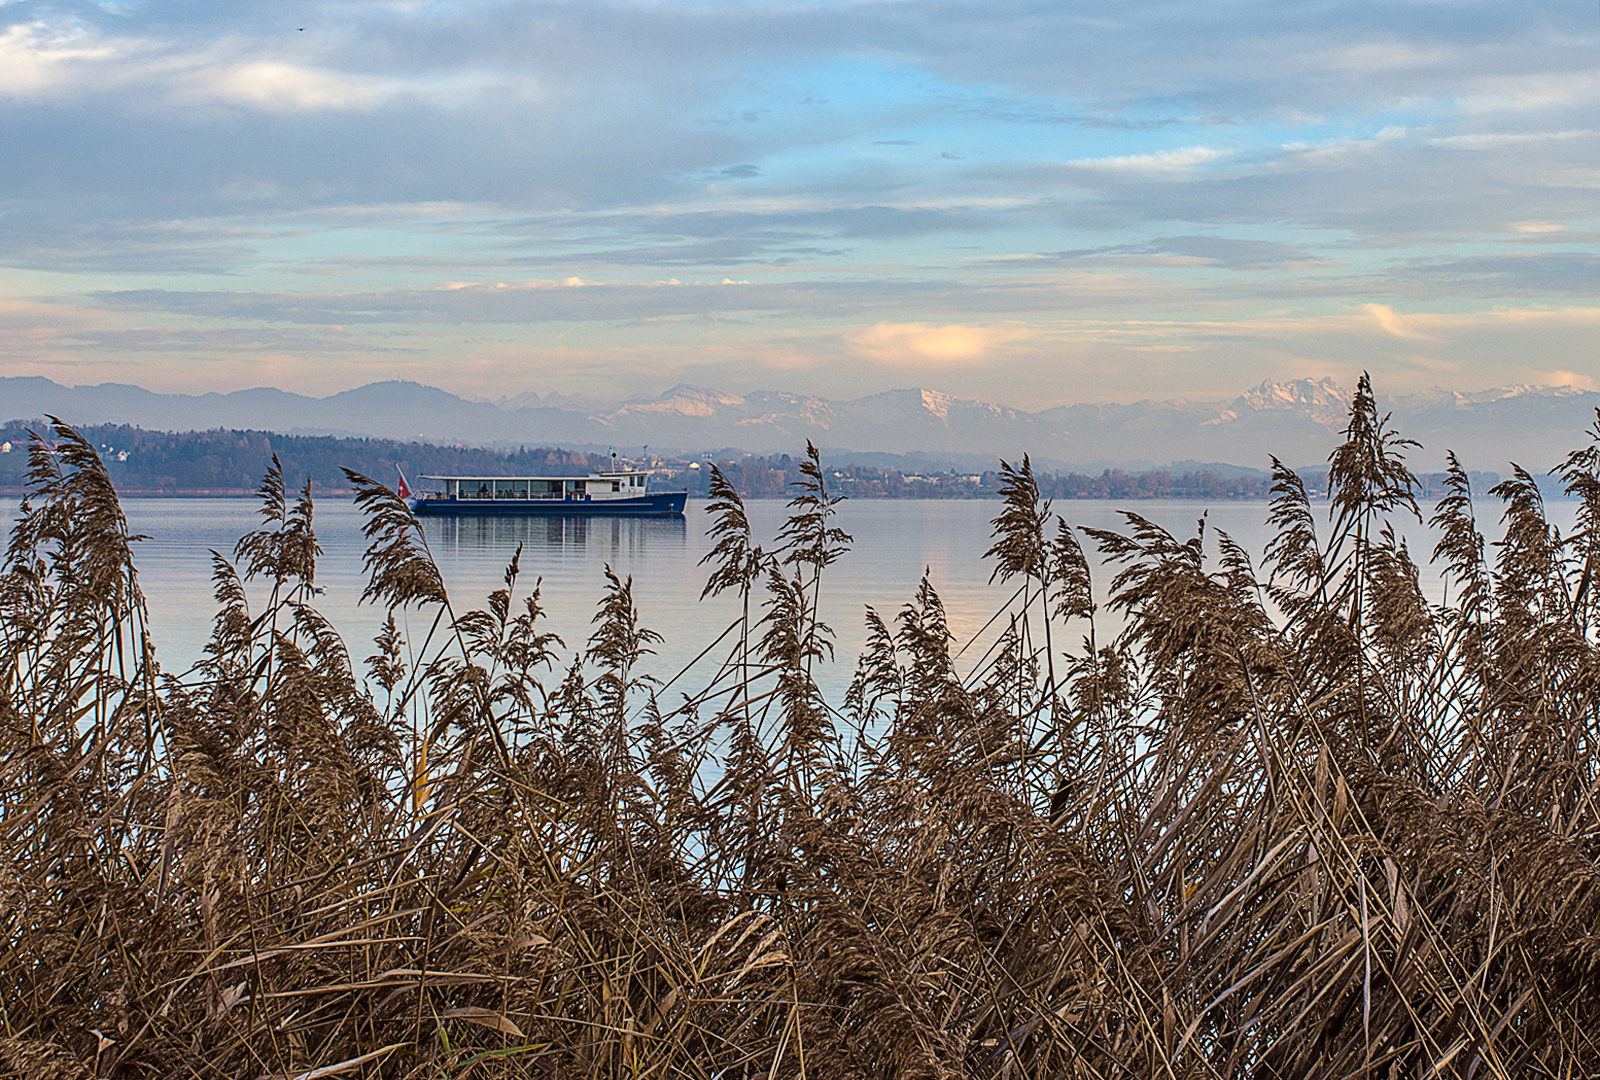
[5,388,1600,1078]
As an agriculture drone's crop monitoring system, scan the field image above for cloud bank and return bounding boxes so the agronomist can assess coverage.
[0,0,1595,404]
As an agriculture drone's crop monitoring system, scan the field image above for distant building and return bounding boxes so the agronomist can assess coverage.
[0,441,10,453]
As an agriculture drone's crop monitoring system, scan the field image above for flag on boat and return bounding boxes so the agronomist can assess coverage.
[396,468,412,500]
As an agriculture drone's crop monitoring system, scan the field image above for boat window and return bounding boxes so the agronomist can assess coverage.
[612,481,621,492]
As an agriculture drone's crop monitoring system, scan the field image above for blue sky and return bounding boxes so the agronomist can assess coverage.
[1,0,1597,406]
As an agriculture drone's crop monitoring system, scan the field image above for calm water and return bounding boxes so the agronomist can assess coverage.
[1,496,1575,699]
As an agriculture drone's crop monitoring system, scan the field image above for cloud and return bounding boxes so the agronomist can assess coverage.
[0,19,396,112]
[1427,130,1591,150]
[83,270,1201,326]
[1136,236,1321,270]
[847,322,1032,366]
[1067,147,1228,173]
[21,272,1600,406]
[1544,369,1597,391]
[1364,303,1431,341]
[0,21,118,96]
[1460,73,1600,114]
[1401,252,1600,296]
[203,60,394,112]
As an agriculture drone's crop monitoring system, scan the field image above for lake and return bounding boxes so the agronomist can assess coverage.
[1,495,1572,700]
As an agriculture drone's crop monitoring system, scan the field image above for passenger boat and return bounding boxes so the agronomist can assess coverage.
[407,469,687,517]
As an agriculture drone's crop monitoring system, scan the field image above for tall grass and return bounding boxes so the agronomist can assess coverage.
[5,383,1600,1078]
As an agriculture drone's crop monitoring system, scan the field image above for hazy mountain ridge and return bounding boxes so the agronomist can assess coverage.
[2,375,1595,473]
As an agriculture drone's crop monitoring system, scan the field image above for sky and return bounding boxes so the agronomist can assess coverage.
[1,0,1597,408]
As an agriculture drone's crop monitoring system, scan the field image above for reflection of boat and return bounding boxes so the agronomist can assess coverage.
[410,469,687,517]
[428,510,687,556]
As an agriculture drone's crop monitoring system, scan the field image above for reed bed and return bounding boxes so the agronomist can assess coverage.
[5,375,1600,1078]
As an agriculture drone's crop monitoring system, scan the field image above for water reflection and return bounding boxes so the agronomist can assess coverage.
[25,495,1569,695]
[425,513,688,562]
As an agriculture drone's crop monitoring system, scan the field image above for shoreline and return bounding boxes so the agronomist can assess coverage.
[0,486,1289,502]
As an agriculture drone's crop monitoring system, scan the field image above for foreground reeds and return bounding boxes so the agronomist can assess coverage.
[6,375,1600,1078]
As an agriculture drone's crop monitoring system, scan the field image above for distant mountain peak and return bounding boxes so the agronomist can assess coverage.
[920,388,954,421]
[617,384,749,418]
[658,383,744,403]
[1240,377,1345,409]
[1467,383,1588,403]
[1207,377,1348,430]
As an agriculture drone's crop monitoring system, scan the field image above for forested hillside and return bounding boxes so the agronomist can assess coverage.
[0,421,601,493]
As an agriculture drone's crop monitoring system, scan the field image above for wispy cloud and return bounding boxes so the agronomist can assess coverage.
[1363,303,1432,341]
[1067,147,1229,172]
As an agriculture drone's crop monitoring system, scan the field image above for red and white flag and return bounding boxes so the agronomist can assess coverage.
[396,468,412,500]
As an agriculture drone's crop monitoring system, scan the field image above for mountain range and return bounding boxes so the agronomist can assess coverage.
[2,375,1596,474]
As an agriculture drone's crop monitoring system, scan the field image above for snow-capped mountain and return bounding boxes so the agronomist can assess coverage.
[1207,378,1350,431]
[2,375,1595,473]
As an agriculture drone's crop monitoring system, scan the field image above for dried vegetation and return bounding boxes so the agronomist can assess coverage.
[6,378,1600,1077]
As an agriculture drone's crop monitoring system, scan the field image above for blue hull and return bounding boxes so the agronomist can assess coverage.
[411,491,687,516]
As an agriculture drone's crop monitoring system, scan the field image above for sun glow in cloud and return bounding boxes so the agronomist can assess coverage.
[1544,369,1597,391]
[848,323,1033,366]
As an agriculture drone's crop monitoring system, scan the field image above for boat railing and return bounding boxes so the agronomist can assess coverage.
[450,491,571,501]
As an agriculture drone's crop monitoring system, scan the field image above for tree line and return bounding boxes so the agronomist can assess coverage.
[696,454,1499,500]
[0,421,601,493]
[0,420,1501,500]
